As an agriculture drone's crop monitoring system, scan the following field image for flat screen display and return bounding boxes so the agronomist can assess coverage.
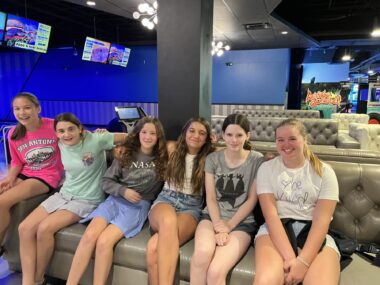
[0,12,6,41]
[82,37,111,64]
[4,14,51,53]
[115,107,141,121]
[371,87,380,102]
[107,44,131,67]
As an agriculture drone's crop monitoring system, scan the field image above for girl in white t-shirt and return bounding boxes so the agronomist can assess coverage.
[253,118,340,285]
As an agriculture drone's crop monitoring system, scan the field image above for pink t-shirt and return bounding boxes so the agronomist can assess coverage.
[8,117,63,188]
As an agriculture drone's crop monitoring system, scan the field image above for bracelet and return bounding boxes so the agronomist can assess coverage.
[296,256,310,268]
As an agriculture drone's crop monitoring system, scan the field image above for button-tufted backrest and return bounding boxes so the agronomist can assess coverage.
[331,113,369,131]
[303,119,338,145]
[349,123,380,151]
[234,109,320,119]
[210,116,226,141]
[248,117,283,142]
[328,161,380,244]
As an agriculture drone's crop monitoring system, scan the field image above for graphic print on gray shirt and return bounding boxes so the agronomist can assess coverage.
[101,151,164,201]
[203,150,264,224]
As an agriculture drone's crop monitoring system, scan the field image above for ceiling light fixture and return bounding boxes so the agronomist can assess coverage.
[281,31,288,35]
[133,1,158,30]
[86,1,96,6]
[341,48,352,61]
[371,17,380,37]
[211,41,230,56]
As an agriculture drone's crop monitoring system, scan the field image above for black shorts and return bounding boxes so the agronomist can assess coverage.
[201,213,258,235]
[17,173,55,193]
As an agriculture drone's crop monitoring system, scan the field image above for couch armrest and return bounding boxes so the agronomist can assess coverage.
[336,133,360,149]
[349,123,370,150]
[4,194,50,271]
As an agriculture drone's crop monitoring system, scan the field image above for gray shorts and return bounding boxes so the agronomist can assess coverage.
[40,192,99,218]
[255,222,340,258]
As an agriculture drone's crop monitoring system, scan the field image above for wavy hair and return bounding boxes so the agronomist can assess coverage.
[222,113,253,150]
[11,92,41,141]
[120,117,168,180]
[275,118,323,177]
[166,117,215,195]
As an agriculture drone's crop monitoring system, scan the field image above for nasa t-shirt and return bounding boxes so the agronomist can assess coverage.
[8,118,63,188]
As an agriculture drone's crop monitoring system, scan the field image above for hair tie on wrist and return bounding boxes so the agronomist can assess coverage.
[297,256,310,268]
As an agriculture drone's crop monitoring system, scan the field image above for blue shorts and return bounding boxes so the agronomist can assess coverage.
[80,195,151,238]
[150,188,203,222]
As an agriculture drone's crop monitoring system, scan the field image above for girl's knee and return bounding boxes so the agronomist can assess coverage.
[191,245,214,268]
[206,263,228,285]
[81,227,101,245]
[95,234,116,252]
[18,220,34,238]
[253,273,283,285]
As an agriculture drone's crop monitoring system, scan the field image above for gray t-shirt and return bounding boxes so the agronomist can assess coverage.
[101,152,163,201]
[203,150,264,224]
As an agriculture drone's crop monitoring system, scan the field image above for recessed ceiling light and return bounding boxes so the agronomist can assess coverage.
[86,1,96,6]
[281,31,288,35]
[368,69,374,74]
[342,54,351,61]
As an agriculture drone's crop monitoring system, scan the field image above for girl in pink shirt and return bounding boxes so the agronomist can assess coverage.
[0,92,63,256]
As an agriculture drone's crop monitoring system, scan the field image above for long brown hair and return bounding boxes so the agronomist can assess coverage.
[222,113,253,150]
[11,92,41,141]
[166,117,215,195]
[120,117,168,180]
[275,118,323,177]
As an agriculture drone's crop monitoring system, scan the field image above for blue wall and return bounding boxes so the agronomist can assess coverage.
[302,62,349,83]
[212,49,290,104]
[0,47,290,121]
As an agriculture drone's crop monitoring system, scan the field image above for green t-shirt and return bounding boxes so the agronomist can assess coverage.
[59,132,114,203]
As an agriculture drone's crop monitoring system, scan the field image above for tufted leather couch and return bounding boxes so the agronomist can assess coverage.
[233,109,320,118]
[331,113,369,132]
[3,161,380,285]
[349,123,380,151]
[211,116,360,151]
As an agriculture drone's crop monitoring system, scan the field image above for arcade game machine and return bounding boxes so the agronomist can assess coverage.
[107,106,146,133]
[356,83,368,114]
[368,81,380,124]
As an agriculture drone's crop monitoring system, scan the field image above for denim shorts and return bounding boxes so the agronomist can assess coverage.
[151,188,203,222]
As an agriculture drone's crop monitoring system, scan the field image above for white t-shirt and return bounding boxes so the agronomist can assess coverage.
[256,157,339,220]
[164,153,196,195]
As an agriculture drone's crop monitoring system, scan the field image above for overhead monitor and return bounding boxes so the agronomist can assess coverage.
[4,13,51,53]
[82,36,111,64]
[107,44,131,67]
[115,106,142,121]
[0,12,6,42]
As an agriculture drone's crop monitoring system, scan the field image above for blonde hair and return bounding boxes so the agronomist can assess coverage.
[276,118,323,177]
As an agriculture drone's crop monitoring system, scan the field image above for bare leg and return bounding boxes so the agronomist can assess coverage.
[34,210,80,281]
[146,233,159,285]
[190,220,216,285]
[303,246,340,285]
[0,179,48,243]
[93,224,124,285]
[66,217,109,285]
[148,204,198,285]
[206,231,251,285]
[18,206,49,285]
[252,235,284,285]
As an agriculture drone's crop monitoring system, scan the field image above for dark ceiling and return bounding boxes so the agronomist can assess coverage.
[0,0,379,73]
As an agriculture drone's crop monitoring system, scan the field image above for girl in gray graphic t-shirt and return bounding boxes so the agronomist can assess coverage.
[190,114,264,285]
